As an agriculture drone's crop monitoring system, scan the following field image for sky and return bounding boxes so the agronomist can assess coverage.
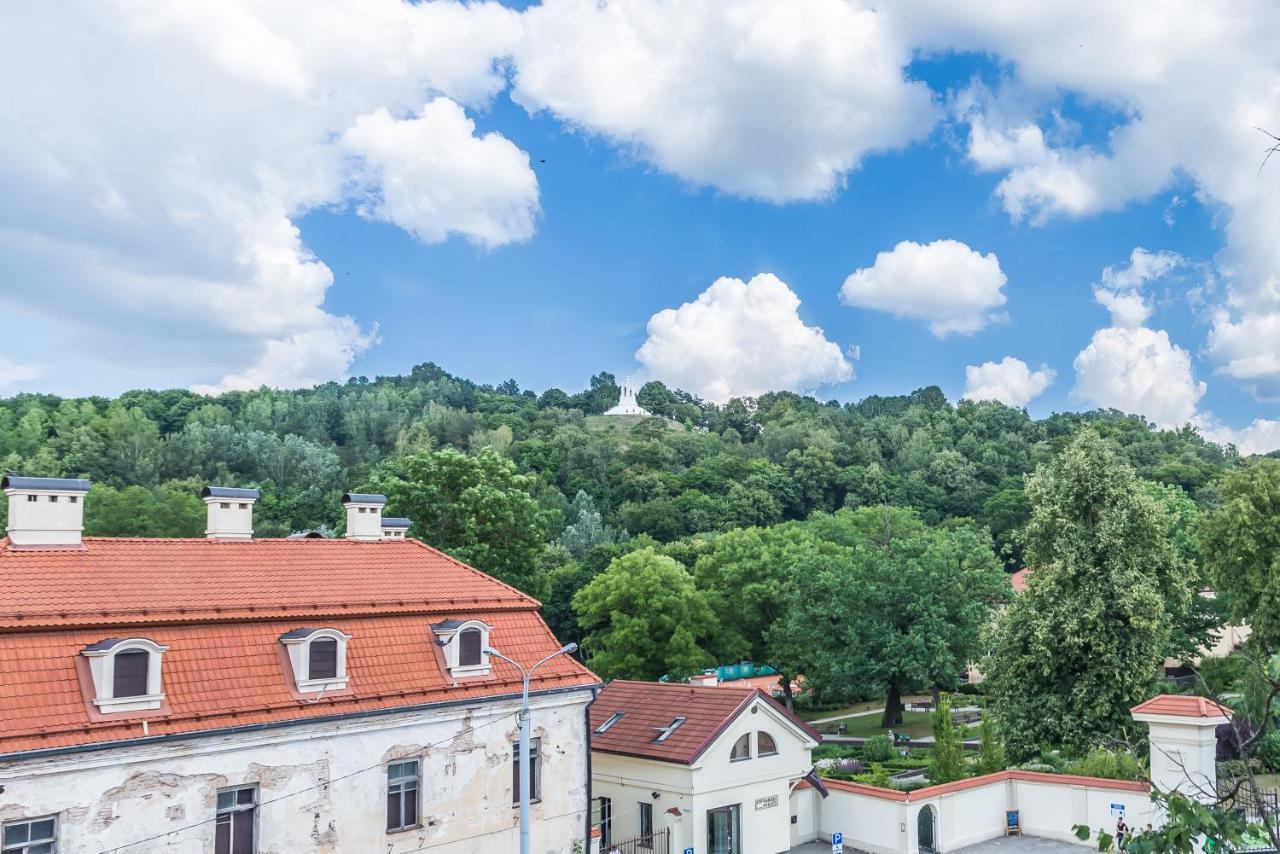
[1,1,1279,451]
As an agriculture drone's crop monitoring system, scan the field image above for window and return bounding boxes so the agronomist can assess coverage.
[112,649,149,698]
[652,717,686,743]
[68,496,77,504]
[431,620,492,677]
[730,733,751,762]
[220,502,230,509]
[596,797,612,846]
[24,495,36,503]
[215,786,256,854]
[2,816,56,854]
[594,711,624,734]
[757,731,778,757]
[386,760,420,832]
[47,495,57,503]
[81,637,168,713]
[279,628,350,693]
[638,801,653,846]
[458,629,482,667]
[511,737,541,805]
[308,639,338,681]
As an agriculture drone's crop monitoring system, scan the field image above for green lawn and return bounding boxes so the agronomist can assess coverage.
[798,696,931,722]
[835,711,936,740]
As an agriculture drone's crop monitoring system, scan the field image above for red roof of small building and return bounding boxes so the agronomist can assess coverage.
[1130,695,1232,718]
[1010,568,1031,593]
[0,537,598,756]
[588,680,820,765]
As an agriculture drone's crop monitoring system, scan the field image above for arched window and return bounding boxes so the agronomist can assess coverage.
[757,731,778,756]
[459,628,483,667]
[730,733,751,762]
[81,637,169,713]
[280,628,351,693]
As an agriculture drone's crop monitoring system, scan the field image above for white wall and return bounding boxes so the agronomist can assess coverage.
[815,786,906,854]
[789,786,817,848]
[1014,778,1156,843]
[0,689,593,854]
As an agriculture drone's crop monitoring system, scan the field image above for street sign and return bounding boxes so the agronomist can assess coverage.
[832,831,844,854]
[1111,803,1125,818]
[683,848,694,854]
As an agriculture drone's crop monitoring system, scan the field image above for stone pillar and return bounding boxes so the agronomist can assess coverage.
[1131,695,1232,803]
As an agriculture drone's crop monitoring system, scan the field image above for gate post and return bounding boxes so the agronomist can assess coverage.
[1131,695,1232,803]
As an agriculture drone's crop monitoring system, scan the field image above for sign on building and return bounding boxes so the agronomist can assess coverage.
[832,831,844,854]
[754,795,778,810]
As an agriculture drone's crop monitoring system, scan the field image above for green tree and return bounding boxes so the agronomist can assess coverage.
[768,508,1007,727]
[572,548,717,680]
[984,430,1196,761]
[975,713,1006,775]
[928,693,966,784]
[1200,459,1280,648]
[365,448,547,593]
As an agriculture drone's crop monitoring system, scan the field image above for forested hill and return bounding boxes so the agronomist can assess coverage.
[0,361,1239,576]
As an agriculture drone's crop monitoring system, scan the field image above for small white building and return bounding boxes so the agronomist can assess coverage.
[589,680,820,854]
[603,386,652,417]
[0,476,600,853]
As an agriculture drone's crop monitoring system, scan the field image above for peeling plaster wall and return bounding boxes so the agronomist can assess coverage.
[0,689,593,854]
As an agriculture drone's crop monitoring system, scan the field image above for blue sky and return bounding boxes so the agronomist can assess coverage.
[2,2,1278,449]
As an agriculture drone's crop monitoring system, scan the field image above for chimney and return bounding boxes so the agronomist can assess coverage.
[2,475,91,547]
[342,492,386,541]
[381,517,411,540]
[201,486,260,540]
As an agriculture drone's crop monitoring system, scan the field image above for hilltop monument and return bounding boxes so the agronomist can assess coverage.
[604,384,652,417]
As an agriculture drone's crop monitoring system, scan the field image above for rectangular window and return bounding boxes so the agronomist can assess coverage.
[112,650,149,698]
[596,797,612,846]
[47,496,57,503]
[458,629,482,667]
[215,786,257,854]
[68,496,77,504]
[638,801,653,847]
[25,495,36,503]
[308,639,338,680]
[2,816,57,854]
[386,760,420,832]
[511,737,541,805]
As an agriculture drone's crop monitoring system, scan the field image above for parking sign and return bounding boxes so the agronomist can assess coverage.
[832,831,844,854]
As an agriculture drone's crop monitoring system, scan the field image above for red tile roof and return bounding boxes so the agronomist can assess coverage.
[588,680,820,765]
[1010,568,1031,593]
[1130,695,1232,719]
[0,537,598,755]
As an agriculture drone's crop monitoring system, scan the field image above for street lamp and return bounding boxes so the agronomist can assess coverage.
[484,641,578,854]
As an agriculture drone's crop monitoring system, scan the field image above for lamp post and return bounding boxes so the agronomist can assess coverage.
[485,642,578,854]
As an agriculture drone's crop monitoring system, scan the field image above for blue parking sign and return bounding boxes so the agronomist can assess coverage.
[832,832,844,854]
[683,849,694,854]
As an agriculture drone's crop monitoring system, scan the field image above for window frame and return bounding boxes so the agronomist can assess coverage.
[432,620,492,678]
[2,814,57,854]
[729,732,752,762]
[215,785,258,854]
[279,628,351,693]
[81,637,168,714]
[638,801,654,848]
[511,736,542,806]
[386,759,421,833]
[756,730,779,757]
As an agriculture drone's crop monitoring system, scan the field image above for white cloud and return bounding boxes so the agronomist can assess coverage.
[840,239,1008,336]
[1091,247,1183,328]
[343,99,539,249]
[0,356,44,390]
[636,273,853,403]
[884,0,1280,397]
[0,1,528,394]
[963,357,1055,407]
[1072,327,1205,429]
[1195,415,1280,456]
[512,0,937,202]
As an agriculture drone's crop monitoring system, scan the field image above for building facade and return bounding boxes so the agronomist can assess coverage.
[0,477,599,853]
[588,680,819,854]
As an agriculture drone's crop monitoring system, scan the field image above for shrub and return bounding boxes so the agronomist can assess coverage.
[1018,763,1058,774]
[975,714,1006,775]
[956,683,984,696]
[853,763,892,788]
[894,778,929,792]
[1257,730,1280,772]
[1062,748,1144,781]
[862,734,894,763]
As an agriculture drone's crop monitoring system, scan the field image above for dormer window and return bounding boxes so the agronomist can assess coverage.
[432,620,492,677]
[279,628,350,693]
[81,638,168,713]
[595,711,624,734]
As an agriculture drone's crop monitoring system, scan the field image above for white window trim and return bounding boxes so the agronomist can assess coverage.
[280,628,351,693]
[82,638,168,713]
[432,620,492,678]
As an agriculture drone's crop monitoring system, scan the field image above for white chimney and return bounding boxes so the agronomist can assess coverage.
[381,516,411,540]
[2,475,91,547]
[201,486,260,540]
[342,492,386,541]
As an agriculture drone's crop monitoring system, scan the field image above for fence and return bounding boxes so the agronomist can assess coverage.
[1229,787,1278,853]
[602,828,671,854]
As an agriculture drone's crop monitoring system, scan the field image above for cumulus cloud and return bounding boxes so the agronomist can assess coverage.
[0,1,528,394]
[512,0,937,202]
[343,99,539,249]
[636,273,853,403]
[1195,415,1280,456]
[1206,309,1280,399]
[1091,247,1183,328]
[962,357,1055,407]
[840,239,1008,336]
[1072,327,1205,429]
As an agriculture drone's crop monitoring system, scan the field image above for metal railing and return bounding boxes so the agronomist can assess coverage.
[601,828,671,854]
